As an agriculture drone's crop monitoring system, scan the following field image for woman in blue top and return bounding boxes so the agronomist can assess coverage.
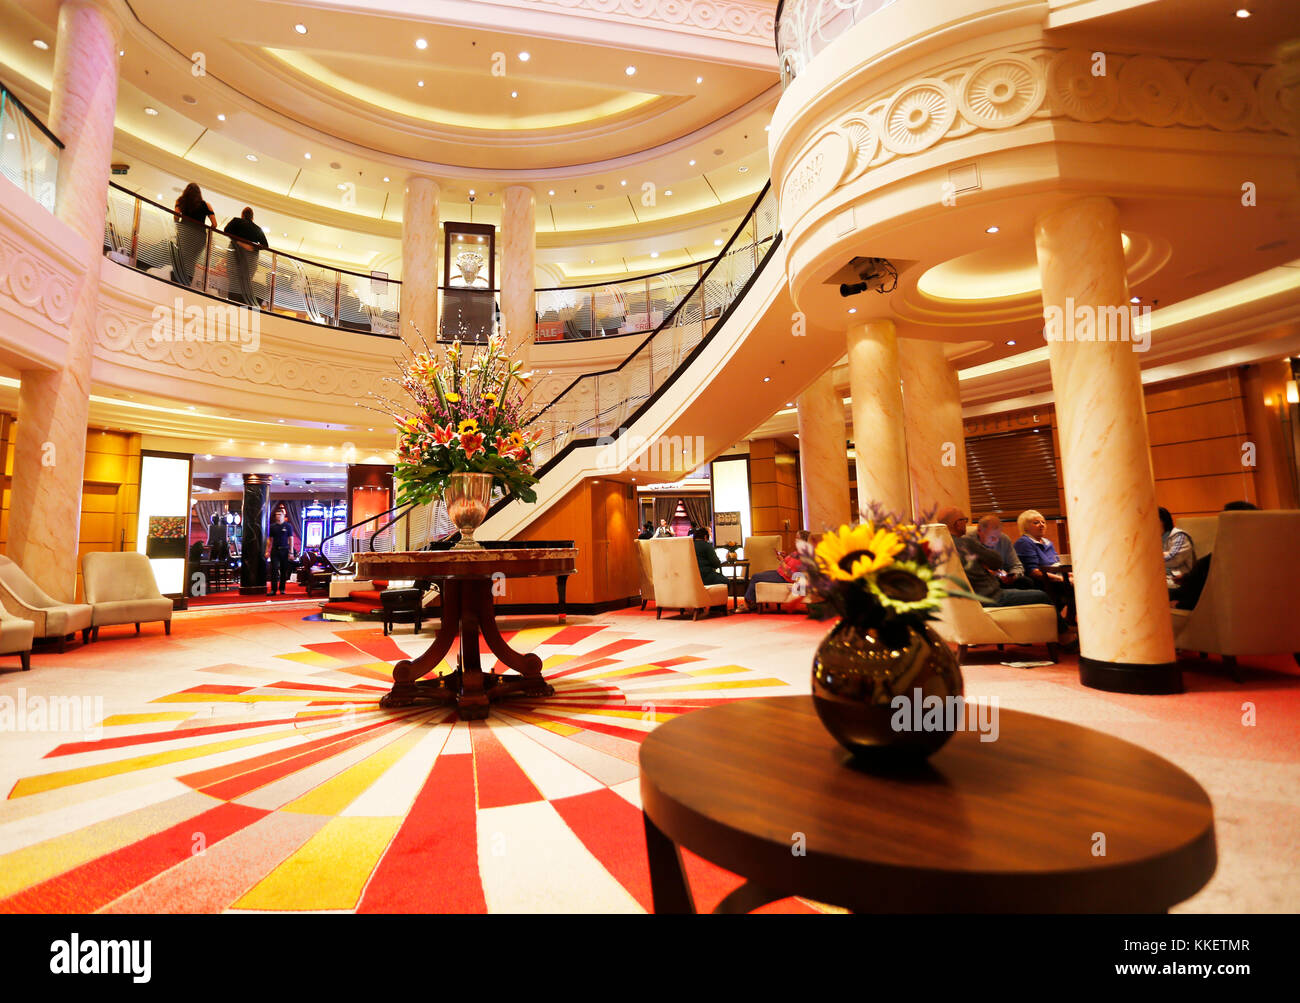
[1013,510,1075,626]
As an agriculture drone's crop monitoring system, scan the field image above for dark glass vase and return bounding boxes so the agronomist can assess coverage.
[811,619,964,761]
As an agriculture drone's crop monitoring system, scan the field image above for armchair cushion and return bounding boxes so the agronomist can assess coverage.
[0,556,94,638]
[650,538,728,616]
[0,608,35,656]
[81,552,172,629]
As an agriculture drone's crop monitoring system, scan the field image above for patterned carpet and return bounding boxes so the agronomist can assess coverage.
[0,604,1296,913]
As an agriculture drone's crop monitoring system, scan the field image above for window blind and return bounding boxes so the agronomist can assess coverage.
[965,428,1060,519]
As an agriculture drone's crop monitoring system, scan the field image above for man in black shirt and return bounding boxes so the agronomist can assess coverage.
[223,207,269,307]
[266,505,297,596]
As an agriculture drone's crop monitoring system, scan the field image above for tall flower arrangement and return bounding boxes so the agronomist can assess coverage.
[797,504,971,642]
[371,326,540,507]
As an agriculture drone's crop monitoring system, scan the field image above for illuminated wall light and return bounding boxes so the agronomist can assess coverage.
[547,189,555,196]
[688,159,696,166]
[665,190,673,196]
[1286,380,1299,404]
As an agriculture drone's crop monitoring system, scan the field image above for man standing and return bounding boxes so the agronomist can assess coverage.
[223,207,269,307]
[653,518,674,538]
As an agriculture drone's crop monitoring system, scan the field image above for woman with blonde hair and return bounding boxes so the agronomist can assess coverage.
[1013,509,1075,627]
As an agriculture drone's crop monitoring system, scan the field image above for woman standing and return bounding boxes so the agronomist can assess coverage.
[265,504,298,596]
[173,183,217,287]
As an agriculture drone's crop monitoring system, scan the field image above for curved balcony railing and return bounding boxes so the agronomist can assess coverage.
[775,0,899,87]
[104,183,402,337]
[521,182,779,471]
[0,81,61,213]
[534,261,710,343]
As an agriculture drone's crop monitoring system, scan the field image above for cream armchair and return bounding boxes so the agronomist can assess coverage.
[81,552,174,639]
[650,538,729,620]
[1170,510,1300,680]
[1,606,34,670]
[635,540,656,611]
[743,535,781,576]
[0,556,94,651]
[923,525,1061,662]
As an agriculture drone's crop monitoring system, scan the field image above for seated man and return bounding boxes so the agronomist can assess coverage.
[937,509,1054,609]
[692,526,728,587]
[742,530,810,611]
[973,514,1035,590]
[1159,506,1195,588]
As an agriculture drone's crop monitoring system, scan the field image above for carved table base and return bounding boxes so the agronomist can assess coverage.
[379,577,555,718]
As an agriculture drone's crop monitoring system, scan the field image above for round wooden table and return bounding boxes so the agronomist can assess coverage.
[356,548,577,719]
[639,695,1216,913]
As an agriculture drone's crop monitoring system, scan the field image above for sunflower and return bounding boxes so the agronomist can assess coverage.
[866,560,947,615]
[444,392,461,404]
[457,418,479,435]
[815,523,905,582]
[481,392,498,405]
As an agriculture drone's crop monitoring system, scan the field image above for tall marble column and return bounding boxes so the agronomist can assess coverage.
[1035,196,1178,694]
[9,0,121,601]
[797,369,852,534]
[846,319,910,517]
[239,473,271,594]
[401,175,440,344]
[898,338,970,519]
[501,185,536,368]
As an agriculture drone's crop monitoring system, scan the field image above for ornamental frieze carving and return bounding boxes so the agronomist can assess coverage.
[781,47,1296,225]
[0,232,77,326]
[528,0,774,39]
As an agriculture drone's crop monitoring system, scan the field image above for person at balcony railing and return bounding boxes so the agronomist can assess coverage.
[223,207,269,308]
[173,183,217,287]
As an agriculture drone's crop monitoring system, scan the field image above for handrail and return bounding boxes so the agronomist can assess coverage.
[535,259,707,294]
[0,79,64,150]
[529,181,774,426]
[774,0,898,87]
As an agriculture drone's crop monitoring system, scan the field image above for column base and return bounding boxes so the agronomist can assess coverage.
[1079,656,1183,694]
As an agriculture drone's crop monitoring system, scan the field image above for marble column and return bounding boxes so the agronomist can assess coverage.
[501,185,536,369]
[846,319,910,518]
[796,369,852,534]
[401,175,440,345]
[898,338,970,519]
[1035,195,1178,694]
[8,0,120,601]
[239,473,271,594]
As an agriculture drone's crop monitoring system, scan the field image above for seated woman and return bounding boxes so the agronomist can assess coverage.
[1159,506,1195,588]
[742,530,811,611]
[692,526,728,587]
[1013,509,1075,626]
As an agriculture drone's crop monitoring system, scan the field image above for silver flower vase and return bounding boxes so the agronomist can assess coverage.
[445,472,494,549]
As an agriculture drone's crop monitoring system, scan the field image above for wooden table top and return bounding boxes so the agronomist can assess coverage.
[356,548,578,580]
[639,695,1216,912]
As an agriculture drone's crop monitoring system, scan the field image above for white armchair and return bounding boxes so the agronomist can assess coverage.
[0,556,94,651]
[635,540,656,611]
[649,538,728,620]
[1,606,34,670]
[924,525,1061,662]
[81,552,174,639]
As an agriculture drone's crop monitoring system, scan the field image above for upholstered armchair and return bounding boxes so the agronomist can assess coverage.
[1170,510,1300,680]
[649,538,728,620]
[923,525,1061,662]
[743,535,781,576]
[635,540,656,611]
[1,606,34,670]
[81,552,174,639]
[0,556,94,651]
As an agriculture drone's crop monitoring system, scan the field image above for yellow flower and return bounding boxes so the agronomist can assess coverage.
[508,430,526,449]
[867,560,947,614]
[482,392,498,405]
[815,523,904,581]
[444,392,461,404]
[457,418,479,435]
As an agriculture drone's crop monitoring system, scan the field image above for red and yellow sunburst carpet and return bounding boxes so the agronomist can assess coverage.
[0,606,836,914]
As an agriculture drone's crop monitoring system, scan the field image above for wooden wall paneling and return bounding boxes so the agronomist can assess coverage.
[1239,361,1299,510]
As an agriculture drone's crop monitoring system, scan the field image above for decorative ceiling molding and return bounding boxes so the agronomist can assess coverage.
[523,0,777,46]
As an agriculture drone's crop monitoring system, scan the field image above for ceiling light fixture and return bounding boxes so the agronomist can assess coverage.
[738,166,749,173]
[547,189,555,196]
[519,51,531,61]
[32,39,48,50]
[985,225,1000,234]
[650,251,659,258]
[714,238,723,246]
[1235,8,1252,17]
[118,49,125,57]
[303,152,311,159]
[689,159,696,166]
[468,189,475,195]
[696,76,703,84]
[415,38,427,49]
[144,106,158,115]
[217,113,226,121]
[383,176,390,182]
[762,377,771,382]
[511,91,517,98]
[294,23,307,34]
[417,80,424,87]
[246,154,258,161]
[665,189,673,196]
[620,179,627,187]
[848,307,858,314]
[625,65,636,75]
[1006,340,1016,346]
[336,183,347,190]
[1130,295,1141,304]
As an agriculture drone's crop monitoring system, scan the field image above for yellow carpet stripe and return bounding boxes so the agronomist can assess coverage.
[680,665,749,677]
[504,626,563,649]
[541,653,577,669]
[493,708,582,736]
[275,651,344,666]
[101,712,194,726]
[150,693,359,704]
[8,722,339,799]
[528,705,678,723]
[326,665,396,682]
[282,726,427,816]
[579,664,665,679]
[232,816,402,911]
[620,678,789,694]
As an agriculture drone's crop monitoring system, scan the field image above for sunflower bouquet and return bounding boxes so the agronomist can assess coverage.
[370,326,540,507]
[797,504,967,640]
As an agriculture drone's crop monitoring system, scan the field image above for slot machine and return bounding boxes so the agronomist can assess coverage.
[302,501,327,551]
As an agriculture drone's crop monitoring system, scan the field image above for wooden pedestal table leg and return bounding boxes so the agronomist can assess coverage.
[643,811,696,914]
[381,580,461,708]
[454,580,491,720]
[479,587,555,699]
[556,574,567,623]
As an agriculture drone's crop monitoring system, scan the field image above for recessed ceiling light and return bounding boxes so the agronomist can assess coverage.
[620,179,627,187]
[303,152,311,159]
[118,49,125,57]
[144,106,158,115]
[511,90,517,98]
[337,244,342,249]
[586,204,594,209]
[1006,340,1016,346]
[625,65,636,75]
[282,232,288,237]
[738,166,749,173]
[848,307,857,314]
[786,402,794,407]
[246,154,258,162]
[665,190,673,196]
[32,39,48,50]
[762,377,771,383]
[548,189,555,196]
[714,238,723,246]
[336,183,347,191]
[469,189,475,196]
[415,38,427,49]
[650,251,659,258]
[689,159,696,166]
[519,51,530,61]
[1235,8,1251,17]
[1130,295,1141,304]
[985,225,1000,234]
[383,176,390,182]
[588,259,595,264]
[5,132,15,141]
[417,80,424,87]
[294,23,307,34]
[696,76,703,84]
[217,113,226,122]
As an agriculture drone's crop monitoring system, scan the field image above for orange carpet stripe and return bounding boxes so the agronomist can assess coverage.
[470,723,544,809]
